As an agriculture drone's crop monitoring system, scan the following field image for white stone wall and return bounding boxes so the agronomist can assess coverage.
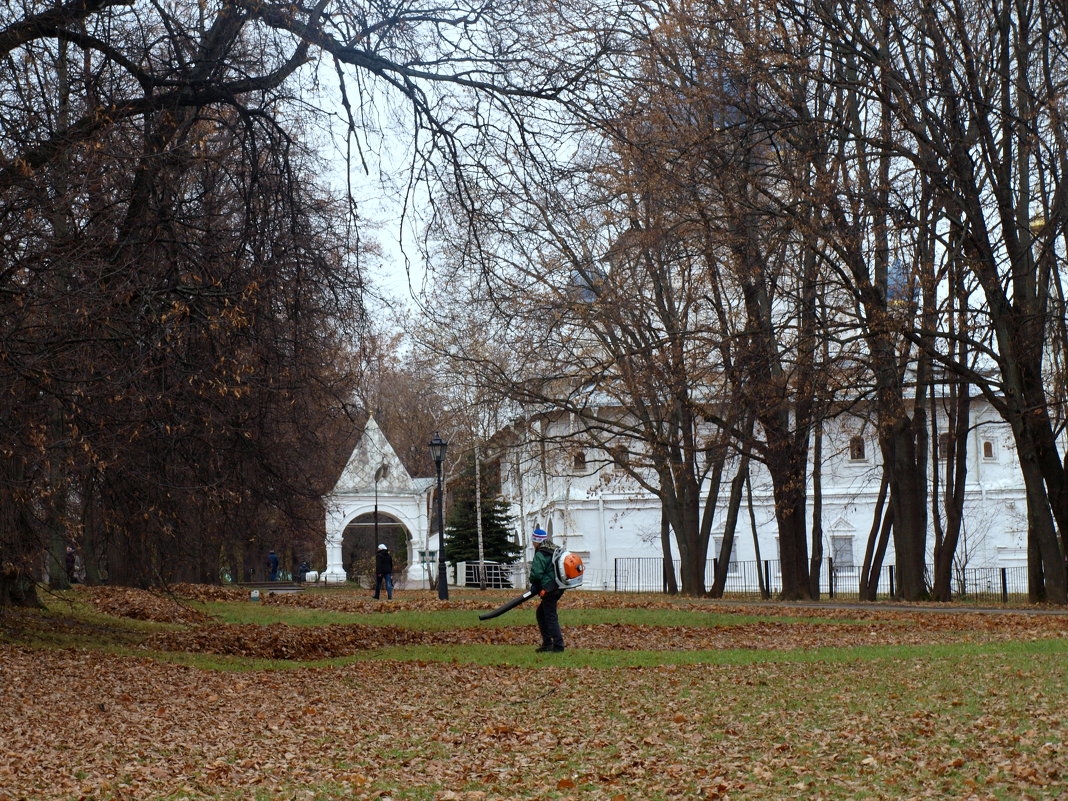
[497,399,1038,585]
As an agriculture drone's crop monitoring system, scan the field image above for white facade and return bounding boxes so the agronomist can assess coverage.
[322,416,437,584]
[495,400,1032,591]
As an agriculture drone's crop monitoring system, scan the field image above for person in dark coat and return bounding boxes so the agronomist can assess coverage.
[373,543,394,600]
[529,527,565,652]
[65,547,77,584]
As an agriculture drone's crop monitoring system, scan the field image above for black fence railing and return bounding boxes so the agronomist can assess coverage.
[613,557,1030,603]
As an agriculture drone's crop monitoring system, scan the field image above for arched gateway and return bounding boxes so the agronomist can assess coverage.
[321,417,436,585]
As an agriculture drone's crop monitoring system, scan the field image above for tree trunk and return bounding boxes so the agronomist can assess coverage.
[475,445,486,590]
[660,506,677,595]
[1014,410,1068,603]
[775,476,810,601]
[1018,453,1067,604]
[746,472,769,599]
[0,572,42,608]
[996,326,1067,602]
[710,453,749,598]
[764,424,811,601]
[859,474,892,602]
[882,418,928,600]
[107,518,157,589]
[667,468,711,596]
[808,424,824,599]
[932,376,970,601]
[0,450,44,607]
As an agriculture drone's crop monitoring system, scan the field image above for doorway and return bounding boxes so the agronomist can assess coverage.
[341,513,409,587]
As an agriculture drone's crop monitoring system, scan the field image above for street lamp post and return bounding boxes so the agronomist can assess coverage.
[373,463,387,547]
[429,432,449,600]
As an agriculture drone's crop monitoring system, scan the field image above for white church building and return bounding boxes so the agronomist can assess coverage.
[323,402,1035,596]
[488,398,1032,596]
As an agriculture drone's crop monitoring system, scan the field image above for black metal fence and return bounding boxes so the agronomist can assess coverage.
[461,560,516,589]
[613,557,1030,603]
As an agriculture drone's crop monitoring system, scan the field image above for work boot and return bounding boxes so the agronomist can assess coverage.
[535,644,553,652]
[551,645,565,652]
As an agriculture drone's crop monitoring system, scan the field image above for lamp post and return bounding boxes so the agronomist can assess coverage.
[429,432,449,600]
[373,463,387,547]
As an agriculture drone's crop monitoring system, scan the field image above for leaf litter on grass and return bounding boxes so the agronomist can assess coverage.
[57,584,1068,658]
[3,586,1067,801]
[1,646,1064,801]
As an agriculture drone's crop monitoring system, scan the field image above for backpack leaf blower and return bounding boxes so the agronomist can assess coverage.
[478,589,535,620]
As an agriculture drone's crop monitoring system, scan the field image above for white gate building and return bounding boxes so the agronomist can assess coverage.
[321,417,438,585]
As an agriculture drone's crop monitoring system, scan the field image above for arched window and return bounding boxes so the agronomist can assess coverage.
[572,450,587,472]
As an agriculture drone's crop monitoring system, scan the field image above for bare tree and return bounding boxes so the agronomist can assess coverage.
[0,0,606,604]
[416,142,736,594]
[781,0,1068,602]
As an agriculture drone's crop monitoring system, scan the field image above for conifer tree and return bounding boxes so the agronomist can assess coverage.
[445,454,519,564]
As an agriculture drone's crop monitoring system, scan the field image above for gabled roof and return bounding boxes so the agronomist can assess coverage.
[828,515,857,533]
[331,416,431,496]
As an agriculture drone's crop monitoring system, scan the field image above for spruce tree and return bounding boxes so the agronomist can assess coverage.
[445,453,519,564]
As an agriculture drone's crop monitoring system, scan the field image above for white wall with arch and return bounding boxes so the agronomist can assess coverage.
[322,416,436,584]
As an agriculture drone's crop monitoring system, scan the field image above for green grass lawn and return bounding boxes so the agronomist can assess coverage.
[198,600,847,630]
[2,590,1066,800]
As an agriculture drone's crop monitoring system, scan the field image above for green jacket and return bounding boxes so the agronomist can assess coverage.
[529,543,558,592]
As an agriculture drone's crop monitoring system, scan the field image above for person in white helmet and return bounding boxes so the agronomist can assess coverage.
[373,543,394,600]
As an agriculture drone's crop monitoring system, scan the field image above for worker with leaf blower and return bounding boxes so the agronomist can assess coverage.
[476,527,583,624]
[529,527,566,652]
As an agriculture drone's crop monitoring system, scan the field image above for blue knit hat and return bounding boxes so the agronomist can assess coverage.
[532,527,548,543]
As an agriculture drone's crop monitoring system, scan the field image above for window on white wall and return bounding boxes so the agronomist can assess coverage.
[830,536,854,571]
[572,450,587,472]
[713,537,739,574]
[486,460,502,491]
[848,436,867,461]
[981,440,997,461]
[937,433,950,460]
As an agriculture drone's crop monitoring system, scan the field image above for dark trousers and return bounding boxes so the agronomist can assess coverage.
[536,589,565,647]
[374,573,393,599]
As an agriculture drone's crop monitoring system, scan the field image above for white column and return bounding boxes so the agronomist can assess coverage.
[322,498,349,582]
[406,490,433,586]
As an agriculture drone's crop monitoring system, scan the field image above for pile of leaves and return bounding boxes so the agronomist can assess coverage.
[267,587,1068,621]
[66,584,1068,658]
[143,623,431,659]
[139,605,1068,661]
[169,584,248,603]
[142,622,542,659]
[80,586,209,625]
[260,589,764,614]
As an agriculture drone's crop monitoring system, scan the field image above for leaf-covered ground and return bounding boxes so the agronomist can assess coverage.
[2,586,1066,800]
[76,584,1068,659]
[138,613,1068,660]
